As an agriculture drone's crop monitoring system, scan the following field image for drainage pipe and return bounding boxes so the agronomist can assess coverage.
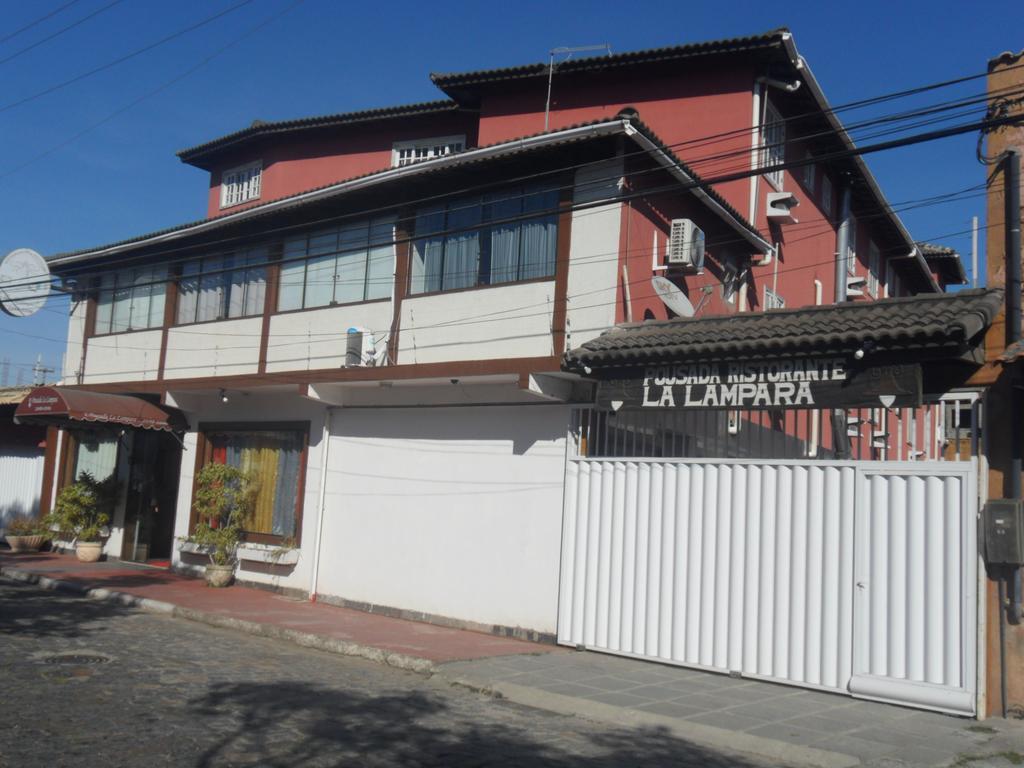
[309,406,335,602]
[835,187,852,302]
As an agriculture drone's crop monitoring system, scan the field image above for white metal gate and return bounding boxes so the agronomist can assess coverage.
[557,455,978,714]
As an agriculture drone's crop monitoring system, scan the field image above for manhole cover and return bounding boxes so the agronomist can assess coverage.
[42,653,111,665]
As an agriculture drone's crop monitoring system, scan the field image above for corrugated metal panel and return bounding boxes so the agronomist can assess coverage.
[0,449,44,527]
[850,467,976,715]
[558,459,856,691]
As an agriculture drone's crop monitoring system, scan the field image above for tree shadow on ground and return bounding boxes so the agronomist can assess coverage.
[0,579,132,639]
[190,680,771,768]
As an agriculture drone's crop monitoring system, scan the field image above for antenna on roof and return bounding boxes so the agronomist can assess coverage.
[545,43,612,131]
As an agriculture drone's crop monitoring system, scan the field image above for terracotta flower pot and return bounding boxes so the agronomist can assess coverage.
[5,535,45,553]
[76,541,103,563]
[205,563,235,588]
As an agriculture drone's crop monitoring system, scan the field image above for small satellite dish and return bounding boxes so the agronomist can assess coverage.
[0,248,50,318]
[651,275,694,318]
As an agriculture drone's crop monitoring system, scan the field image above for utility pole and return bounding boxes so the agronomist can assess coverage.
[972,215,980,288]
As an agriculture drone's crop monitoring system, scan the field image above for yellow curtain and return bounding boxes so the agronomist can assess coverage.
[239,443,280,534]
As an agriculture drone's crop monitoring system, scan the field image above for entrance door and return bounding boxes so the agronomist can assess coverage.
[121,431,182,563]
[850,465,977,715]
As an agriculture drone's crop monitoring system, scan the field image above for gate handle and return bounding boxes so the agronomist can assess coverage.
[856,581,867,589]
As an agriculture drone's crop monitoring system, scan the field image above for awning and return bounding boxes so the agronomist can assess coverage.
[14,387,187,432]
[563,288,1004,373]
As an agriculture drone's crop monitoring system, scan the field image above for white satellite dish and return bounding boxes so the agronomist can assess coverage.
[0,248,50,318]
[651,275,694,318]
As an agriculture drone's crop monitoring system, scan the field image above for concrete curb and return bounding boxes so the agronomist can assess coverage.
[438,674,862,768]
[0,566,436,675]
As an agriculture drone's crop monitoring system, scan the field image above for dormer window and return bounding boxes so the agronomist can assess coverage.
[220,161,262,208]
[391,136,465,168]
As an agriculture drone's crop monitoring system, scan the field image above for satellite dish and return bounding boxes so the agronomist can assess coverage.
[0,248,50,318]
[651,275,694,318]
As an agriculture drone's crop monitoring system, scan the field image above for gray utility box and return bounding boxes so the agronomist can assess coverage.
[984,499,1024,565]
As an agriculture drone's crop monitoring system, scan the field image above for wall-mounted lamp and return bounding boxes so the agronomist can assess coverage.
[220,389,229,404]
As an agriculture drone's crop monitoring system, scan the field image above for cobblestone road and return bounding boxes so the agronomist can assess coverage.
[0,580,780,767]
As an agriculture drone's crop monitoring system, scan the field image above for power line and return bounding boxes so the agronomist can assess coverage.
[0,0,124,68]
[0,0,82,46]
[0,0,306,183]
[0,0,257,114]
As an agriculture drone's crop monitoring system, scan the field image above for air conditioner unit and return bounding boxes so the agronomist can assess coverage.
[344,327,380,368]
[667,218,705,270]
[846,274,867,298]
[766,191,800,224]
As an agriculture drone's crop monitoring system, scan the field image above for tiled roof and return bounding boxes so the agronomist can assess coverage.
[176,100,461,167]
[563,289,1004,372]
[430,29,788,94]
[51,116,763,265]
[918,242,968,284]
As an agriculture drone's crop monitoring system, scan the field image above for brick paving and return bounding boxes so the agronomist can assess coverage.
[0,551,551,663]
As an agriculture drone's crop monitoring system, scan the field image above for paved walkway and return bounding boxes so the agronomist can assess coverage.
[4,550,1024,768]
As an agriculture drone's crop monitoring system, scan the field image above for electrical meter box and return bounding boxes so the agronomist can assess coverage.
[984,499,1024,565]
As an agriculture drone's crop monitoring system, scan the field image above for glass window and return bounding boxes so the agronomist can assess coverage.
[391,136,465,167]
[176,248,267,324]
[868,241,881,297]
[94,266,168,335]
[205,428,304,539]
[73,433,119,483]
[802,152,816,194]
[821,175,833,219]
[279,216,396,310]
[846,216,858,276]
[409,184,558,295]
[220,162,262,208]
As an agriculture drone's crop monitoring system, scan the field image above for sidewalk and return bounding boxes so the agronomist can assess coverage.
[4,550,1024,768]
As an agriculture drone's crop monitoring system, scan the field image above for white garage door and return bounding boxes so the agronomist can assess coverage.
[557,457,977,715]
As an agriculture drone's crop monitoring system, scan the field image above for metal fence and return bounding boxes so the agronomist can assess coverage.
[571,393,980,463]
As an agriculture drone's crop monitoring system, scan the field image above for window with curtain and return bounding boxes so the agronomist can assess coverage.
[277,216,395,311]
[205,428,305,540]
[72,433,119,483]
[176,247,268,324]
[409,184,559,295]
[94,266,168,335]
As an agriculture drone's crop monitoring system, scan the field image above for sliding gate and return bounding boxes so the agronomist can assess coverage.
[557,401,979,714]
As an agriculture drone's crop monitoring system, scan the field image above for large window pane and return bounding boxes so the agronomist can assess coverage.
[334,221,369,305]
[129,269,152,331]
[411,206,444,294]
[197,256,228,322]
[176,261,200,324]
[278,247,305,311]
[366,218,395,301]
[303,253,335,308]
[485,191,521,285]
[111,281,131,333]
[519,187,558,280]
[242,248,267,316]
[443,198,481,290]
[148,268,167,326]
[95,274,114,334]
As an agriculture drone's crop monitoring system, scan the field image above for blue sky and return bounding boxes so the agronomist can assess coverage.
[0,0,1017,384]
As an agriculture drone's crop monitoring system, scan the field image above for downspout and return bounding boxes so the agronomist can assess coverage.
[835,187,852,302]
[1005,149,1022,624]
[309,406,335,602]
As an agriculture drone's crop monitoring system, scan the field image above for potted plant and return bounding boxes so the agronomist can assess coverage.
[186,463,257,587]
[45,472,116,562]
[3,517,51,553]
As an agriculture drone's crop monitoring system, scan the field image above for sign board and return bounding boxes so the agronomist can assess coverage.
[595,357,922,411]
[0,248,50,318]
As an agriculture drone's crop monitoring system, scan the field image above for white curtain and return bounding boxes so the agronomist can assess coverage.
[519,187,558,280]
[486,191,521,284]
[278,239,306,311]
[442,198,481,290]
[366,217,395,301]
[75,436,118,483]
[411,207,444,294]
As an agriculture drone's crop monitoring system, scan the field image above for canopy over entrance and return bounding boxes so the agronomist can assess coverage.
[14,387,187,432]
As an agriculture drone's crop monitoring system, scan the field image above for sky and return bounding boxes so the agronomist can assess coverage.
[0,0,1019,385]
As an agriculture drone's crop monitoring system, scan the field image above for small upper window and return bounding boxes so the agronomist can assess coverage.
[868,241,881,297]
[821,174,833,219]
[802,152,816,194]
[846,215,858,275]
[764,287,786,310]
[391,136,465,168]
[220,161,262,208]
[761,101,785,189]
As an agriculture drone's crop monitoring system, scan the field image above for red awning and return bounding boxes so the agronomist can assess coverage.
[14,387,187,432]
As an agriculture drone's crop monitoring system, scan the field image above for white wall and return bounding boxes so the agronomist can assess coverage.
[265,303,393,372]
[62,297,88,384]
[315,404,569,634]
[84,330,162,384]
[398,281,555,364]
[163,318,262,379]
[565,159,623,350]
[0,447,43,531]
[169,392,327,593]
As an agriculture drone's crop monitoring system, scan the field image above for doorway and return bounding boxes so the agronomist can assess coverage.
[121,430,181,564]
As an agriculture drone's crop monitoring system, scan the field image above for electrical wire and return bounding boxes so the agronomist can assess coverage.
[0,0,257,114]
[0,0,124,68]
[0,0,82,46]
